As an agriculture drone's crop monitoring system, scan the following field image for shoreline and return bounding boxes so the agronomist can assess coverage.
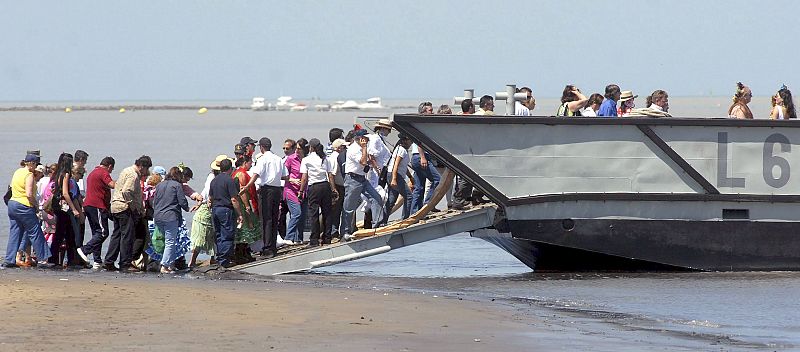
[0,268,536,352]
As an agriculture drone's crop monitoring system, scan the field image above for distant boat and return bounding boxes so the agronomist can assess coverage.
[314,104,331,112]
[359,97,387,110]
[275,96,296,111]
[338,100,361,110]
[290,103,307,112]
[251,97,269,111]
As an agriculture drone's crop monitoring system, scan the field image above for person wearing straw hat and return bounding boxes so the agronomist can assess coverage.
[618,90,638,117]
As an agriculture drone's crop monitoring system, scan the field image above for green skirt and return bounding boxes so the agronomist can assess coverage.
[235,196,262,244]
[190,203,216,256]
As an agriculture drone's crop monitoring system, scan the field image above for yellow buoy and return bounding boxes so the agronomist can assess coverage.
[197,107,208,114]
[119,108,126,113]
[64,107,72,113]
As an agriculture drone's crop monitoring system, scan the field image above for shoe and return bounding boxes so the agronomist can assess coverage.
[92,262,102,270]
[261,250,276,259]
[103,263,119,272]
[450,203,469,210]
[77,248,90,263]
[343,233,354,242]
[160,266,175,274]
[291,241,303,246]
[120,266,143,274]
[221,262,236,269]
[321,239,332,245]
[2,262,17,268]
[307,242,320,248]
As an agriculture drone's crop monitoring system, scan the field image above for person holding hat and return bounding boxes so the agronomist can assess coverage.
[598,84,622,117]
[4,154,51,267]
[617,90,638,117]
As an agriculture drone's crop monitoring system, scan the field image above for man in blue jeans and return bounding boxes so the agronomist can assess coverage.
[409,142,440,214]
[341,130,384,240]
[209,158,242,268]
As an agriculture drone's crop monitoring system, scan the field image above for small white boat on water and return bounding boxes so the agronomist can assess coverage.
[338,100,361,110]
[359,97,387,110]
[290,103,308,112]
[275,96,296,111]
[251,97,269,111]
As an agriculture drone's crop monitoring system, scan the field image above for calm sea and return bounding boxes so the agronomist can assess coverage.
[1,96,794,350]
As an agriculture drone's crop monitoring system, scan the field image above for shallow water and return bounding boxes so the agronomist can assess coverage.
[0,97,795,350]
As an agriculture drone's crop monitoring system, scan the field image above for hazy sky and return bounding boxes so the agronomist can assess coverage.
[1,0,797,101]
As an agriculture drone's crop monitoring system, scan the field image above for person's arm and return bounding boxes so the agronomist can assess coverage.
[229,181,242,223]
[390,155,401,189]
[25,174,37,212]
[235,173,251,212]
[418,146,428,168]
[567,90,588,112]
[61,175,80,216]
[359,140,369,166]
[299,173,308,200]
[406,170,415,191]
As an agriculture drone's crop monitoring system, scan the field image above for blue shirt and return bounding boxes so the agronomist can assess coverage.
[597,99,618,117]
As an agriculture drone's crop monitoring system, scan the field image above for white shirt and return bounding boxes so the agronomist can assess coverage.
[36,176,50,202]
[514,101,530,116]
[201,172,214,202]
[252,151,285,187]
[345,143,367,175]
[581,107,597,117]
[388,145,410,178]
[367,133,392,169]
[300,153,332,185]
[328,151,344,186]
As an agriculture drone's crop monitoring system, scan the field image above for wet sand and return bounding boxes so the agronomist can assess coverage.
[0,269,534,352]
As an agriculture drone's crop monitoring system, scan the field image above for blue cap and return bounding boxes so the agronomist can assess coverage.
[153,166,166,176]
[24,154,40,163]
[354,129,368,137]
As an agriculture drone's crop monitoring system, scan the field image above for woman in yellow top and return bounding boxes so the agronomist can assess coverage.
[4,154,51,268]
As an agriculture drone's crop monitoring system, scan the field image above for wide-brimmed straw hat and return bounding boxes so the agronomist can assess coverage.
[619,90,638,102]
[375,119,393,130]
[210,154,230,171]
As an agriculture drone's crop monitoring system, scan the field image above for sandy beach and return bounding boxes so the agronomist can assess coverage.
[0,269,535,352]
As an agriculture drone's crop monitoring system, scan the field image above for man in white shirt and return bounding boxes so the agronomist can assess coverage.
[364,120,393,227]
[514,87,534,116]
[382,134,414,224]
[341,130,384,239]
[241,137,286,257]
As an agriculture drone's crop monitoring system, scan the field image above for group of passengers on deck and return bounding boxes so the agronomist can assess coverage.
[3,82,796,273]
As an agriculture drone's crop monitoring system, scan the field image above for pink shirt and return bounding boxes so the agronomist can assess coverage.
[283,152,302,203]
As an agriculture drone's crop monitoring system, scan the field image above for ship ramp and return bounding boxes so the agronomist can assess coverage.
[233,203,496,276]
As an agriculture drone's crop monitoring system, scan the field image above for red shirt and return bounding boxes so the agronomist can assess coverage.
[83,166,114,210]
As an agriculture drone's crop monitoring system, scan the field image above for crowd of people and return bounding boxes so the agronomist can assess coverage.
[4,82,796,272]
[2,119,447,272]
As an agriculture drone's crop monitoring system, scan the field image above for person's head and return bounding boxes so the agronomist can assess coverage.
[33,164,45,181]
[519,87,535,109]
[152,166,167,179]
[180,165,194,182]
[240,137,257,153]
[234,143,245,158]
[437,104,453,114]
[295,138,309,158]
[72,165,86,181]
[147,173,162,186]
[283,139,296,156]
[22,153,40,171]
[604,84,621,101]
[165,166,183,183]
[375,119,393,137]
[619,91,637,109]
[398,134,413,149]
[135,155,153,175]
[328,128,344,143]
[460,99,475,114]
[733,82,752,105]
[99,156,115,173]
[309,138,326,162]
[332,138,347,153]
[479,95,494,111]
[218,158,233,173]
[47,163,57,177]
[344,130,355,143]
[55,152,74,183]
[418,101,433,115]
[258,137,272,152]
[560,85,581,103]
[587,93,604,112]
[235,154,252,170]
[647,90,669,111]
[778,86,796,119]
[74,150,89,167]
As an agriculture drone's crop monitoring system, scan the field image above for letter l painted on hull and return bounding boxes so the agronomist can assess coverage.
[717,132,745,188]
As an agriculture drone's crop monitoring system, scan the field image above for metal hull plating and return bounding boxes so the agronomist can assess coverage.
[393,115,800,271]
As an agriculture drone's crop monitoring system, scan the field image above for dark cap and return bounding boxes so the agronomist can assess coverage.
[240,137,257,145]
[24,154,40,163]
[258,137,272,147]
[309,138,321,148]
[397,133,410,140]
[234,143,245,155]
[354,129,368,137]
[26,150,41,156]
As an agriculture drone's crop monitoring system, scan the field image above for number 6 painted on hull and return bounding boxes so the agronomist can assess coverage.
[763,133,791,188]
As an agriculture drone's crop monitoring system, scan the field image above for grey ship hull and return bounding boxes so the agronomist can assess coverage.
[393,115,800,271]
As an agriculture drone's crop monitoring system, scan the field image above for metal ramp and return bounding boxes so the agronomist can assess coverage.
[233,204,497,275]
